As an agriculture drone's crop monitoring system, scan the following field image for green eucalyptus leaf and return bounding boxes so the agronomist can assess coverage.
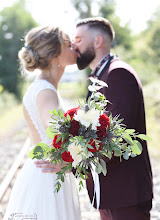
[95,143,100,150]
[80,173,86,180]
[125,129,135,134]
[131,153,137,157]
[34,154,44,159]
[123,134,133,145]
[80,141,85,147]
[34,146,43,153]
[100,159,107,176]
[29,143,50,160]
[79,180,84,187]
[114,150,122,157]
[46,127,57,139]
[56,136,62,144]
[67,114,71,121]
[58,109,64,118]
[95,163,102,174]
[87,144,94,149]
[61,175,65,182]
[137,134,152,141]
[53,108,59,116]
[105,151,112,159]
[34,143,50,152]
[84,147,88,155]
[123,151,129,160]
[28,149,35,159]
[131,140,143,155]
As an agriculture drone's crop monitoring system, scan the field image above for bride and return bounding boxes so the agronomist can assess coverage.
[3,26,81,220]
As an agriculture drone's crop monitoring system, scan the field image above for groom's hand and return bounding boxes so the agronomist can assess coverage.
[34,160,62,173]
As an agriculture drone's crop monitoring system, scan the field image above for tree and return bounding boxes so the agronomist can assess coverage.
[0,0,38,99]
[147,7,160,72]
[71,0,93,18]
[135,6,160,75]
[99,1,133,49]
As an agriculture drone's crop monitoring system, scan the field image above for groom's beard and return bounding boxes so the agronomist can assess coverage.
[76,44,95,70]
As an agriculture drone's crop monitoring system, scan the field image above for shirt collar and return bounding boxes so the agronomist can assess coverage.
[91,53,111,77]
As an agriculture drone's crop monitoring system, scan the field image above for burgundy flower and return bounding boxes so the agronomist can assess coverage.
[62,151,74,162]
[64,106,80,120]
[88,139,101,152]
[53,135,74,162]
[96,126,107,139]
[99,113,110,128]
[69,120,80,136]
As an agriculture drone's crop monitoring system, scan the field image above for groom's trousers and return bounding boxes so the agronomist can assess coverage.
[99,200,152,220]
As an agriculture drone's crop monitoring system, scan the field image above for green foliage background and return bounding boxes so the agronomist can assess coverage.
[0,0,38,100]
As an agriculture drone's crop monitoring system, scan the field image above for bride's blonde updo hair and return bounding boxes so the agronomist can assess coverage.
[18,26,66,72]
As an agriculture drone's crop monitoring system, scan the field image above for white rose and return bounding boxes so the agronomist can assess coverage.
[68,143,83,168]
[74,109,100,130]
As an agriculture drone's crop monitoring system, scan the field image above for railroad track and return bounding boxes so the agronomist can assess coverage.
[0,138,30,219]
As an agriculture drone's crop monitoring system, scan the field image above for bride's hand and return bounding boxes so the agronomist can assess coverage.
[34,160,68,173]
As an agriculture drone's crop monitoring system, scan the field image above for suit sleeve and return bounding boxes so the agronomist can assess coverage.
[101,68,139,128]
[100,68,139,163]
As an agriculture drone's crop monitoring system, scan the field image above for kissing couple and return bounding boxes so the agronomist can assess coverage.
[4,17,153,220]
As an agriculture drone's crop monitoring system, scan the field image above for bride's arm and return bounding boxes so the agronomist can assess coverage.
[37,89,58,129]
[35,89,62,173]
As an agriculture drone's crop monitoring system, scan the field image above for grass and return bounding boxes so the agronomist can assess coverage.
[0,104,23,136]
[143,79,160,159]
[58,81,87,100]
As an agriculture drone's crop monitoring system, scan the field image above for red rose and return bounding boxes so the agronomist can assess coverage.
[62,151,74,162]
[88,139,101,152]
[69,120,80,136]
[64,106,80,120]
[53,135,63,149]
[96,126,107,139]
[53,135,74,162]
[99,113,110,128]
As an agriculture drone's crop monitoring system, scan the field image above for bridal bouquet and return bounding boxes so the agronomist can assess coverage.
[29,78,150,192]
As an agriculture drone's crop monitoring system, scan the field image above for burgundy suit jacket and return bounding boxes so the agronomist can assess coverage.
[86,58,153,209]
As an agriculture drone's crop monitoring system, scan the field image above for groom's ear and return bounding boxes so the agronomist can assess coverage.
[94,35,104,49]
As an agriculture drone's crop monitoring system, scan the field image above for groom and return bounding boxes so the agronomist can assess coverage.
[73,17,153,220]
[35,17,153,220]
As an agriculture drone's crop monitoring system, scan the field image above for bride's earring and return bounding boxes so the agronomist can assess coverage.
[58,64,60,68]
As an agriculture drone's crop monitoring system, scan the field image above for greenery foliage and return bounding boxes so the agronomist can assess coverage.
[0,0,38,99]
[29,78,150,192]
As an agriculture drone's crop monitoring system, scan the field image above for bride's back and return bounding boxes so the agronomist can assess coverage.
[17,26,75,147]
[23,79,57,146]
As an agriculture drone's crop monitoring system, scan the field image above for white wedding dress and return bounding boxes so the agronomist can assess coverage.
[3,79,81,220]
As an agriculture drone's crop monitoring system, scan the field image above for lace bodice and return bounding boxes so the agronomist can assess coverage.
[23,79,59,144]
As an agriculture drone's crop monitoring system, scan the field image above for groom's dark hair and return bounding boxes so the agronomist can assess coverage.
[76,17,115,42]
